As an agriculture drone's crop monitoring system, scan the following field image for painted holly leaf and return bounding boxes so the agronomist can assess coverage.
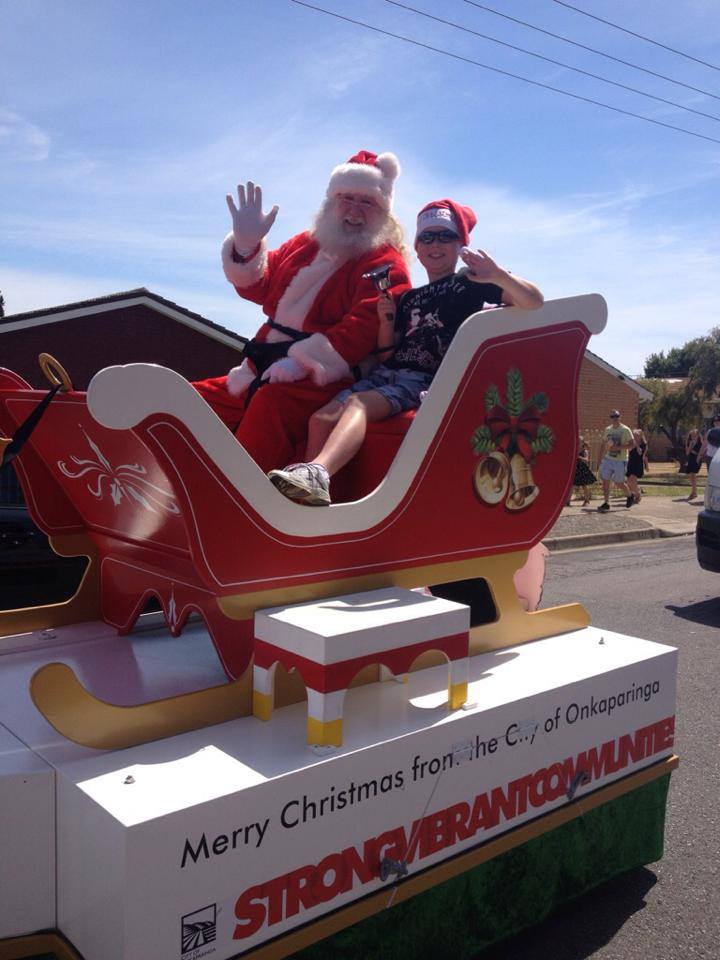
[524,392,548,414]
[530,424,555,454]
[471,424,495,454]
[506,367,523,417]
[484,384,501,412]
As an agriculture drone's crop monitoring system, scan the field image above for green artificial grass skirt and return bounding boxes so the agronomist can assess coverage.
[294,774,671,960]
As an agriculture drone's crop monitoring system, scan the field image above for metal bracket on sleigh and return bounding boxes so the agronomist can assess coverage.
[0,295,607,750]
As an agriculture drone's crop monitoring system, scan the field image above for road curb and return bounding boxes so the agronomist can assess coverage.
[543,526,689,553]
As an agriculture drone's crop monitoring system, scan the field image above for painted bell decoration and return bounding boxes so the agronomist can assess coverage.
[506,453,539,511]
[474,451,511,505]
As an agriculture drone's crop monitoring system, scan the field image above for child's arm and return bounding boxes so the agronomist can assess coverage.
[375,291,397,359]
[460,248,543,310]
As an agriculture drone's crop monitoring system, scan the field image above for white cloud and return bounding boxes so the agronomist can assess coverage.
[0,107,50,162]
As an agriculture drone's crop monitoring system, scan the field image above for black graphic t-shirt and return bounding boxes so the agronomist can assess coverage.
[385,272,503,375]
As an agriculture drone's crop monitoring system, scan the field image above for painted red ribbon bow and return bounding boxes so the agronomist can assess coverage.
[485,406,541,461]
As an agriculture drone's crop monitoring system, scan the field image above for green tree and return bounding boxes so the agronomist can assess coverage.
[687,330,720,398]
[638,379,702,449]
[643,338,706,377]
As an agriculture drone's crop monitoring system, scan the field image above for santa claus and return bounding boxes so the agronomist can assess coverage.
[193,150,411,473]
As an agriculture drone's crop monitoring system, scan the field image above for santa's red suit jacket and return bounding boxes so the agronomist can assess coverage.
[194,231,410,472]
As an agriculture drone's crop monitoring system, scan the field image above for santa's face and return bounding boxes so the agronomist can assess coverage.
[415,227,461,281]
[314,192,387,254]
[335,192,384,235]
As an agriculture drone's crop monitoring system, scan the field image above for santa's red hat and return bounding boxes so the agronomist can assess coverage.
[415,199,477,247]
[326,150,400,210]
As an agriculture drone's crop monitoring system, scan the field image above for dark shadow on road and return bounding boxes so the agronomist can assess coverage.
[474,867,657,960]
[666,597,720,627]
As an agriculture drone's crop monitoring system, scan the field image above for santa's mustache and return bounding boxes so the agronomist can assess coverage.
[312,199,386,255]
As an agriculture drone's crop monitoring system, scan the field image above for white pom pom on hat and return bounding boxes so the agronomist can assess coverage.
[326,150,401,209]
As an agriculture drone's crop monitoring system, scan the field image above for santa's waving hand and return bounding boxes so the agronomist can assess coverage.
[226,182,279,258]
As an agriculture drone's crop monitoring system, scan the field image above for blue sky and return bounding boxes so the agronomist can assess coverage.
[2,0,719,376]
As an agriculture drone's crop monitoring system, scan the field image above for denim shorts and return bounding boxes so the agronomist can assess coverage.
[334,366,433,416]
[598,456,627,484]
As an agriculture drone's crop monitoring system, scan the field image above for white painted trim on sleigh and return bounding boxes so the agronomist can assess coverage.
[87,294,606,541]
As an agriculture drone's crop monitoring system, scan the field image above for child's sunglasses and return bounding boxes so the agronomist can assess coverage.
[416,229,459,245]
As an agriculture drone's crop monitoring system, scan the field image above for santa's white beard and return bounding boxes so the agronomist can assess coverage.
[312,199,388,256]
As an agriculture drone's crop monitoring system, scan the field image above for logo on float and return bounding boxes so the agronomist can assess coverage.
[181,902,217,955]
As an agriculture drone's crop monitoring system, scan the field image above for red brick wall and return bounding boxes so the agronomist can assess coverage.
[1,305,245,390]
[577,358,643,467]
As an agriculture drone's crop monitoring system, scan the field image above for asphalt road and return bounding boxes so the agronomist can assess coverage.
[481,536,720,960]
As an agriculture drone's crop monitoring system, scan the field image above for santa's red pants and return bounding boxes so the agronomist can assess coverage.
[192,375,352,473]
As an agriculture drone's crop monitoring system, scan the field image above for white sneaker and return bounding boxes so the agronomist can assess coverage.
[267,462,331,506]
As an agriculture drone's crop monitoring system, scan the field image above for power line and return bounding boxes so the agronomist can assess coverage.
[552,0,720,72]
[385,0,720,123]
[463,1,720,102]
[288,1,720,145]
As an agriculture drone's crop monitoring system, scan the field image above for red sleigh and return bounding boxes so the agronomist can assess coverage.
[0,294,606,748]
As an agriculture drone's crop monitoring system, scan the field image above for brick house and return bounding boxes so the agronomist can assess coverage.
[0,288,247,507]
[0,288,247,391]
[576,350,653,468]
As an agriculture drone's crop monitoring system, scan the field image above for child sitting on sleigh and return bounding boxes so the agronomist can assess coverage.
[268,199,544,505]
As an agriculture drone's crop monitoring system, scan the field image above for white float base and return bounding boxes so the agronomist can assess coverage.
[0,725,55,939]
[0,620,677,960]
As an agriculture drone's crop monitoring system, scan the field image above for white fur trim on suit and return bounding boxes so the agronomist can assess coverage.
[226,359,256,396]
[271,250,341,338]
[221,233,267,287]
[326,152,400,209]
[288,333,351,387]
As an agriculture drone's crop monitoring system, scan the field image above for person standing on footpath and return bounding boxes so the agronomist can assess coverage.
[571,435,596,506]
[701,414,720,469]
[597,409,634,511]
[626,428,648,504]
[683,428,703,501]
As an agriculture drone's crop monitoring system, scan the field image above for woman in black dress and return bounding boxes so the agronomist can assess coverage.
[572,435,596,505]
[684,428,702,501]
[626,429,648,503]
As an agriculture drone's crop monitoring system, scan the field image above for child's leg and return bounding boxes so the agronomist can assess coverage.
[313,390,393,477]
[304,400,345,463]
